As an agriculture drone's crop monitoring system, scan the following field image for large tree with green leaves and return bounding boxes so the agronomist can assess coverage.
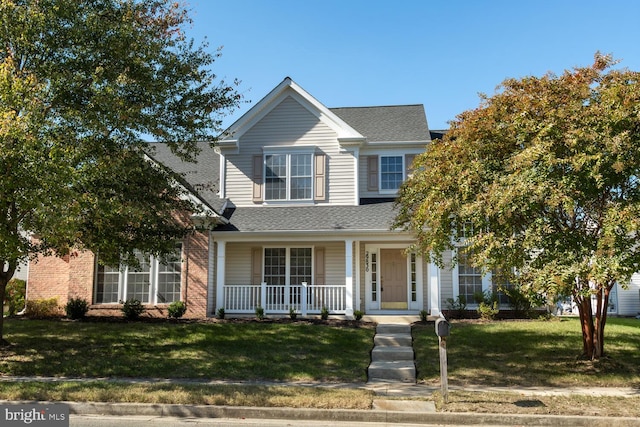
[0,0,241,344]
[395,53,640,360]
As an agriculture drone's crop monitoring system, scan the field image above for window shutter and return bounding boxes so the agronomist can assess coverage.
[314,247,325,285]
[314,154,326,201]
[251,247,262,284]
[367,155,378,191]
[252,155,263,202]
[405,154,416,178]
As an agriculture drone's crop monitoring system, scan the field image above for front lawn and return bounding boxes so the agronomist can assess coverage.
[413,317,640,387]
[0,318,375,382]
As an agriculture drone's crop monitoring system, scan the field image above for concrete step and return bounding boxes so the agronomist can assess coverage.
[376,324,411,335]
[371,345,414,361]
[374,333,412,347]
[368,360,416,383]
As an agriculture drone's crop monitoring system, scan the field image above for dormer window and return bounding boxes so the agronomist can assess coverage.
[265,153,313,201]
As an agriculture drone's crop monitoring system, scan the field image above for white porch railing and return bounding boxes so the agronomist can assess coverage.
[222,282,347,315]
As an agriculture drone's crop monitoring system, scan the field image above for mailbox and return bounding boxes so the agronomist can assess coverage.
[435,317,451,337]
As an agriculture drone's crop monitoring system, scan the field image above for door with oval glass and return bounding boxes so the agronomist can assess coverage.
[380,249,408,309]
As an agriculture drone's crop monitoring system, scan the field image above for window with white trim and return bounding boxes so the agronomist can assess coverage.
[380,155,404,191]
[263,247,312,285]
[457,250,482,303]
[95,245,182,304]
[265,153,313,201]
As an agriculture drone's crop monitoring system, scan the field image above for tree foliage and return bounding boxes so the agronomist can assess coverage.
[0,0,241,344]
[395,53,640,359]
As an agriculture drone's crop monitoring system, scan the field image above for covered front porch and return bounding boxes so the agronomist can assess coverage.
[210,236,443,318]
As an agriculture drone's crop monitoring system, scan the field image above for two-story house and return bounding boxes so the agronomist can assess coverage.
[26,77,640,318]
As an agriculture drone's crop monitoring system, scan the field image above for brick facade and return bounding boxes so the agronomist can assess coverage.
[27,230,212,318]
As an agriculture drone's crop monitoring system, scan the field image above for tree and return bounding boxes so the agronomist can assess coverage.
[394,53,640,360]
[0,0,241,344]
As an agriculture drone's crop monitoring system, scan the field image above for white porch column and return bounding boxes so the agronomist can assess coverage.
[207,231,215,315]
[429,259,441,317]
[215,240,226,312]
[345,239,354,317]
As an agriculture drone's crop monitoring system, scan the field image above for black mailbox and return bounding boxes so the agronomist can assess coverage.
[435,318,450,337]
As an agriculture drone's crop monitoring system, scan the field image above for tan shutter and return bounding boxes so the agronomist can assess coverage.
[252,155,263,202]
[405,154,416,178]
[251,247,262,284]
[314,154,326,201]
[367,155,378,191]
[314,247,325,285]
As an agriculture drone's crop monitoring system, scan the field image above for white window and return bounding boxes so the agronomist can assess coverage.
[95,245,182,304]
[265,153,313,201]
[263,247,312,285]
[380,155,404,191]
[457,250,483,304]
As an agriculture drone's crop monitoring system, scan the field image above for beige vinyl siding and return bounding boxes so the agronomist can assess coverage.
[224,243,255,285]
[439,251,454,307]
[224,241,346,286]
[224,96,355,206]
[323,242,346,286]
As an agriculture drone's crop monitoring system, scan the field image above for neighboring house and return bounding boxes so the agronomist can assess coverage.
[26,77,640,318]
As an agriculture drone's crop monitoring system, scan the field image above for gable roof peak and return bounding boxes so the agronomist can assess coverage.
[219,77,365,147]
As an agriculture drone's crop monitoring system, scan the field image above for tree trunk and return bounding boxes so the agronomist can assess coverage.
[0,274,10,346]
[575,290,595,359]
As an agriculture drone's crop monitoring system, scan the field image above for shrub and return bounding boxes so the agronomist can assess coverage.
[477,301,500,320]
[26,298,61,319]
[121,299,144,320]
[289,307,298,320]
[445,295,467,319]
[65,297,90,320]
[353,310,364,321]
[419,309,429,323]
[255,305,264,320]
[320,306,329,320]
[168,301,187,319]
[504,285,547,318]
[216,307,225,319]
[4,278,26,316]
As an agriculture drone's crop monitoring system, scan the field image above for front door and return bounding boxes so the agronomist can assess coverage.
[380,249,408,309]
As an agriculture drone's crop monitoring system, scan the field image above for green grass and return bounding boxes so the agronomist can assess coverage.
[413,317,640,387]
[0,318,375,382]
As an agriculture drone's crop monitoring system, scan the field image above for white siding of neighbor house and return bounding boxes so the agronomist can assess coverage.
[224,95,356,207]
[617,275,640,316]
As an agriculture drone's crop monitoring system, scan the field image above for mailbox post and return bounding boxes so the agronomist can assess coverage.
[435,317,450,403]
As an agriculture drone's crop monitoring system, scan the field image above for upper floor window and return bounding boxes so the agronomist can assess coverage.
[367,154,415,194]
[265,153,313,201]
[380,155,404,191]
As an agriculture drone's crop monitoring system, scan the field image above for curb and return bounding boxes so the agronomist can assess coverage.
[63,401,640,426]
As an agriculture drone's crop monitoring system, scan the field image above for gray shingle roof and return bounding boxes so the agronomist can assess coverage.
[146,141,225,212]
[215,202,400,233]
[330,105,431,143]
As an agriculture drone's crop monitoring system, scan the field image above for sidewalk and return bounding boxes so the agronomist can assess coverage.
[2,376,640,426]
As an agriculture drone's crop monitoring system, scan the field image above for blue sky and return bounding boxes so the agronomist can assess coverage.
[187,0,640,131]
